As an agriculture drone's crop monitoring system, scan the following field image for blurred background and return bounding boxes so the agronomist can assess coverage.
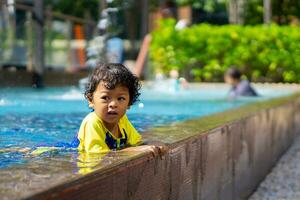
[0,0,299,87]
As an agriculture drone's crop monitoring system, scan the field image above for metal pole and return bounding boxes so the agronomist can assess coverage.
[32,0,44,88]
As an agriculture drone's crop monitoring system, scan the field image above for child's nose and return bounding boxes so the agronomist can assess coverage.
[109,100,118,108]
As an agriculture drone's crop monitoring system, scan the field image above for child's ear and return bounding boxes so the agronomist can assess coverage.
[87,96,94,108]
[88,101,94,109]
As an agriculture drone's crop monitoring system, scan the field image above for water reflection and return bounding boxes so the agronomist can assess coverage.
[76,152,107,175]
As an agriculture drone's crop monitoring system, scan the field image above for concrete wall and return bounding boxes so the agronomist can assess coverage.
[26,96,300,200]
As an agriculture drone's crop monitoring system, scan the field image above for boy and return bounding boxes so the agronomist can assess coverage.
[78,63,142,153]
[224,68,258,98]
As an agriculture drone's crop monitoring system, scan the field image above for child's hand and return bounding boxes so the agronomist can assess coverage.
[121,141,168,159]
[121,145,156,154]
[144,141,168,156]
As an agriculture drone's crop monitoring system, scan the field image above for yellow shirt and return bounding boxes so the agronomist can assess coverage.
[77,112,142,153]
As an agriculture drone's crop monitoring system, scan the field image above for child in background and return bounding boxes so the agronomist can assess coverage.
[224,67,258,98]
[77,63,142,153]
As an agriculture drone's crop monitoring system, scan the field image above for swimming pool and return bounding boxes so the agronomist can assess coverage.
[0,84,295,169]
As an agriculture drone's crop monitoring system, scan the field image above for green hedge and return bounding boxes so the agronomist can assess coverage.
[150,19,300,82]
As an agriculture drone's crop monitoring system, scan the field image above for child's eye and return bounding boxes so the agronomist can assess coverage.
[101,96,110,101]
[118,97,126,101]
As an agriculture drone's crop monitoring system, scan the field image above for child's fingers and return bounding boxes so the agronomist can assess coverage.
[144,145,158,157]
[121,144,168,160]
[146,145,168,160]
[142,141,168,159]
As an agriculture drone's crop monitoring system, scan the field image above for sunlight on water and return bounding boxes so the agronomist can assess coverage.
[48,88,85,100]
[0,99,11,106]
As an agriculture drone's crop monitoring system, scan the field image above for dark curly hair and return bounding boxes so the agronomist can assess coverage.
[84,63,141,106]
[225,67,242,80]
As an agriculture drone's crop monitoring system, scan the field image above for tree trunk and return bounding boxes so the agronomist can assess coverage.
[263,0,272,24]
[228,0,245,24]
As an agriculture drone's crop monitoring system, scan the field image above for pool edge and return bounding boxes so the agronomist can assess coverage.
[22,92,300,200]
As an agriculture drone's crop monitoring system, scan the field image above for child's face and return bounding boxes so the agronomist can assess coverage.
[224,75,237,86]
[89,82,130,126]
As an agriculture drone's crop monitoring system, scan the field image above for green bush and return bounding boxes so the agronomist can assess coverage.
[150,19,300,83]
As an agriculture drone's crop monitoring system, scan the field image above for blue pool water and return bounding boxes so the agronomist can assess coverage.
[0,85,294,169]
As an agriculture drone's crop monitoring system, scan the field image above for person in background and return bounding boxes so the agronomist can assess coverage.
[224,67,258,98]
[169,69,189,90]
[134,1,188,77]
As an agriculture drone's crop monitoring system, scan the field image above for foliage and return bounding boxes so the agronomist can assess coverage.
[244,0,300,25]
[161,0,300,25]
[44,0,140,21]
[45,0,99,20]
[244,0,264,25]
[150,19,300,82]
[145,0,228,13]
[175,0,227,11]
[44,0,300,25]
[271,0,300,24]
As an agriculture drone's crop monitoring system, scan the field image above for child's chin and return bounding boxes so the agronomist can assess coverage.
[104,116,120,124]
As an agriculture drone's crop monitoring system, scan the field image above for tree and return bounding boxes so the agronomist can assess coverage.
[263,0,271,24]
[228,0,246,24]
[244,0,300,25]
[45,0,99,21]
[272,0,300,24]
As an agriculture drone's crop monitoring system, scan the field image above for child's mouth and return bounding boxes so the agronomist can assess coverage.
[107,111,118,116]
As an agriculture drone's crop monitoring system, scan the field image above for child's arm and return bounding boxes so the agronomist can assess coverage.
[121,141,168,159]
